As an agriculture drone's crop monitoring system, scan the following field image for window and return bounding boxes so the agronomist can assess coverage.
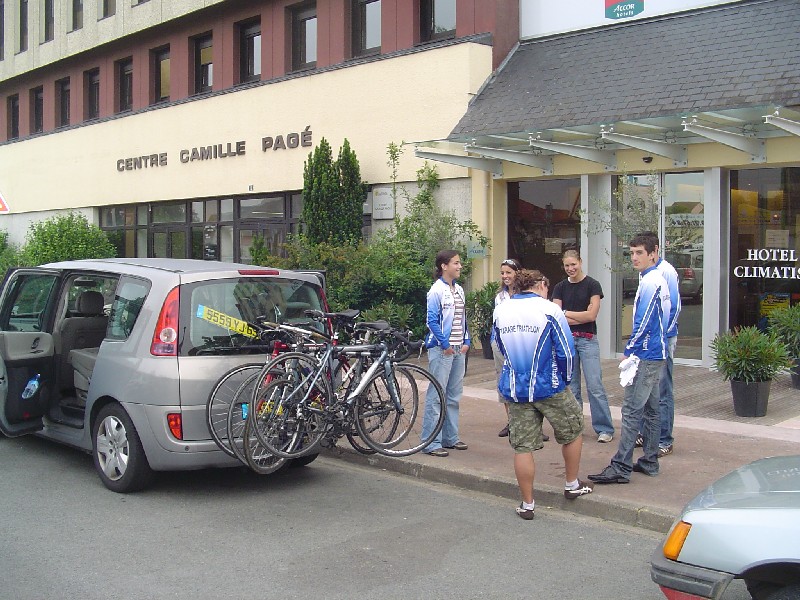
[84,68,99,120]
[7,94,19,139]
[72,0,83,31]
[0,273,58,333]
[30,86,43,133]
[117,58,132,112]
[353,0,380,56]
[152,46,170,103]
[193,34,213,94]
[292,4,316,71]
[421,0,455,42]
[19,0,28,52]
[108,278,150,340]
[238,20,261,83]
[100,0,115,18]
[56,77,70,127]
[43,0,53,41]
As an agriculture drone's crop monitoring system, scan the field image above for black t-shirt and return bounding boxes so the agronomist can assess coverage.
[551,276,604,335]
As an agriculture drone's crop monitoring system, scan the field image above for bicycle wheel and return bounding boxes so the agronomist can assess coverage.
[250,353,331,459]
[206,364,262,457]
[225,370,264,465]
[242,417,288,475]
[355,363,444,457]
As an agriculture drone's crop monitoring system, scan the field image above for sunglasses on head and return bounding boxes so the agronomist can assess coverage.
[501,259,520,270]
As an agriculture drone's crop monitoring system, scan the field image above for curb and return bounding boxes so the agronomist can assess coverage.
[323,445,677,533]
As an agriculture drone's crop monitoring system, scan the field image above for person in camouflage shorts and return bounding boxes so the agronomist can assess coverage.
[493,269,594,520]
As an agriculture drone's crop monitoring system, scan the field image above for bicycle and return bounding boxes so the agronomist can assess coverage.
[247,312,446,459]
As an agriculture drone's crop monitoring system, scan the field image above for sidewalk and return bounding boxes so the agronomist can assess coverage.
[326,352,800,533]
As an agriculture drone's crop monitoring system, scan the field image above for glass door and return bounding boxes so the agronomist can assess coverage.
[614,173,704,361]
[152,228,188,259]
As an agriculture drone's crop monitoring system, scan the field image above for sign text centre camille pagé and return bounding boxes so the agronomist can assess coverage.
[115,127,313,172]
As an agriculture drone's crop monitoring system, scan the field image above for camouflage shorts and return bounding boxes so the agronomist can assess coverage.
[507,389,584,453]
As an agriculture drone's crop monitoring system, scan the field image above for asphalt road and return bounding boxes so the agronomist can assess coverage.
[0,435,751,600]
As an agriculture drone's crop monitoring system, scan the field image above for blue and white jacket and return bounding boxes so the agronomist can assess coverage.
[492,292,575,403]
[656,257,681,339]
[424,278,471,349]
[625,265,671,361]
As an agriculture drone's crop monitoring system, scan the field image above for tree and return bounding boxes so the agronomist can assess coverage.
[23,212,116,265]
[0,230,27,274]
[301,137,365,246]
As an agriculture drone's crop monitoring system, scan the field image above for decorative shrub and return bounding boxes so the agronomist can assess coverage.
[710,326,792,383]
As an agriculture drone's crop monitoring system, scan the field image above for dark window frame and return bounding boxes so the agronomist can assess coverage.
[420,0,456,42]
[117,57,133,112]
[352,0,381,57]
[71,0,83,31]
[152,45,170,104]
[55,77,70,127]
[193,34,213,94]
[30,85,43,133]
[43,0,54,41]
[101,0,115,19]
[19,0,28,52]
[84,67,100,120]
[291,3,317,71]
[7,94,19,139]
[0,0,4,60]
[238,19,261,84]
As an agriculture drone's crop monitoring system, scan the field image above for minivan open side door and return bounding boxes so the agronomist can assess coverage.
[0,269,60,436]
[0,332,54,436]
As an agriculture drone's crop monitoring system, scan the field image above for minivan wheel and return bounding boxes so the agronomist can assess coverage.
[93,403,154,493]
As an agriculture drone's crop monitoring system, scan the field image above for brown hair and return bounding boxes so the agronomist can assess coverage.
[562,249,581,261]
[434,249,460,279]
[517,269,549,291]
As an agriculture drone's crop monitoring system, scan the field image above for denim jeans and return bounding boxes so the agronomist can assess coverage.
[570,336,614,436]
[422,345,466,451]
[659,336,677,448]
[610,358,663,477]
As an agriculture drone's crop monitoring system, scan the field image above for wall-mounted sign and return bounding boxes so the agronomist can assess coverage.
[372,188,395,220]
[605,1,644,20]
[521,0,741,39]
[466,242,487,259]
[0,189,9,213]
[115,127,313,174]
[733,248,800,280]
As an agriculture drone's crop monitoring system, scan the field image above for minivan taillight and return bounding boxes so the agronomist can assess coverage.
[151,286,179,356]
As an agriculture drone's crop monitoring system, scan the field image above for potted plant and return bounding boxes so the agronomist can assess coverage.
[710,326,793,417]
[466,281,500,359]
[768,303,800,389]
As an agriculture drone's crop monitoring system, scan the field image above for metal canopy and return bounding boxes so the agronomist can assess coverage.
[600,128,687,167]
[410,105,800,175]
[464,144,553,174]
[682,117,766,163]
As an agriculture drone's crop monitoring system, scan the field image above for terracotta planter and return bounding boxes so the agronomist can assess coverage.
[731,379,771,417]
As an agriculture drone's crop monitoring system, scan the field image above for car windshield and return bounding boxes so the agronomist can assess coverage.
[181,277,325,356]
[667,252,692,268]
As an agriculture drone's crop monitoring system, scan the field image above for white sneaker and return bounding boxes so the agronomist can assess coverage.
[597,433,613,443]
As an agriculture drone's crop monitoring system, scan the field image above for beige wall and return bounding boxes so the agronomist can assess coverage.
[0,42,489,230]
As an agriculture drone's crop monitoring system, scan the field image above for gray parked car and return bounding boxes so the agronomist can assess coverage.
[651,455,800,600]
[0,258,327,492]
[666,249,704,303]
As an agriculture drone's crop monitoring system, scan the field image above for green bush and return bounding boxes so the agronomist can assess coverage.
[0,230,29,275]
[23,212,116,265]
[466,281,500,341]
[710,326,792,383]
[252,142,488,338]
[768,303,800,359]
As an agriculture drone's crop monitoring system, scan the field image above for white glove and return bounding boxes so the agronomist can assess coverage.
[619,355,640,387]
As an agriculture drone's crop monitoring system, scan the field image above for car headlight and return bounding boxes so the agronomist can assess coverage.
[663,520,692,560]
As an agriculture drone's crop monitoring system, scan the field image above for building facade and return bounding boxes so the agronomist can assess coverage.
[418,0,800,366]
[0,0,516,259]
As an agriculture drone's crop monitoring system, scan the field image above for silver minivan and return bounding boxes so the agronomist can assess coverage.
[0,258,326,492]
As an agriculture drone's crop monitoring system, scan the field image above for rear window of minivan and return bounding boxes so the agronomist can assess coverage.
[180,277,325,356]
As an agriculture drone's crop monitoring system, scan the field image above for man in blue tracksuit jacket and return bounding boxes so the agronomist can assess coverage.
[590,233,671,484]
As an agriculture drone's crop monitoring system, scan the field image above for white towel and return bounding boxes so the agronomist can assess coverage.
[619,355,640,387]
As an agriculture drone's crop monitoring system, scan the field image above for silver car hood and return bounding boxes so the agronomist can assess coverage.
[684,455,800,512]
